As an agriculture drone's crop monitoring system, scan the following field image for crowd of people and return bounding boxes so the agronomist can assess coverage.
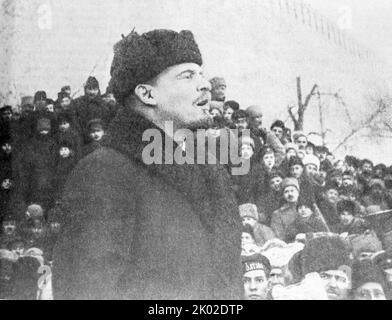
[1,70,392,300]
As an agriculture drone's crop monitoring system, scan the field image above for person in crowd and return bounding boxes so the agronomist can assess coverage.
[361,179,392,211]
[357,159,374,193]
[33,91,48,112]
[0,216,19,249]
[315,145,329,163]
[305,142,315,155]
[271,177,300,241]
[209,101,223,119]
[53,29,242,300]
[209,77,226,102]
[13,117,57,214]
[318,182,341,230]
[278,142,298,176]
[242,253,272,300]
[56,112,83,160]
[239,203,276,247]
[286,200,329,242]
[336,199,370,235]
[256,169,285,226]
[0,138,14,220]
[69,76,117,143]
[351,259,387,300]
[55,92,72,114]
[82,118,106,157]
[374,163,387,179]
[373,250,392,298]
[293,132,308,151]
[261,145,276,173]
[327,169,343,190]
[289,234,352,300]
[270,120,286,145]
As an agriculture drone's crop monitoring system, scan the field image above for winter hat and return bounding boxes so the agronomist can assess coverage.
[239,203,259,220]
[109,29,203,104]
[232,109,248,121]
[34,91,47,103]
[369,179,385,190]
[26,204,44,219]
[87,118,104,132]
[268,169,284,181]
[293,131,307,141]
[302,154,320,171]
[285,142,298,153]
[242,253,271,276]
[282,177,300,192]
[58,91,71,101]
[270,120,285,131]
[209,77,226,89]
[36,118,51,132]
[329,169,343,178]
[260,145,274,158]
[336,199,356,215]
[351,260,386,292]
[288,156,304,168]
[223,100,240,111]
[246,105,263,118]
[0,105,12,113]
[299,235,352,276]
[61,85,71,93]
[85,76,100,90]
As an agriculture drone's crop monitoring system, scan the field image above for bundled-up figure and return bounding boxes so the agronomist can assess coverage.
[13,117,57,213]
[286,200,329,242]
[239,203,276,247]
[82,118,106,157]
[271,177,300,242]
[336,199,370,235]
[0,138,14,220]
[0,216,20,249]
[69,76,117,143]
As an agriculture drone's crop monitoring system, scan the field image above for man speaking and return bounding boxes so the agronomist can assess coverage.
[52,29,242,300]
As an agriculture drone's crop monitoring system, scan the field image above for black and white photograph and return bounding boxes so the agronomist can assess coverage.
[1,0,392,303]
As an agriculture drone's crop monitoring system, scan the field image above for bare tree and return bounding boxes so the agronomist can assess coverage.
[287,76,318,131]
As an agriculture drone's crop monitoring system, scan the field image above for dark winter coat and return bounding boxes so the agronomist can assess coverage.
[52,106,243,300]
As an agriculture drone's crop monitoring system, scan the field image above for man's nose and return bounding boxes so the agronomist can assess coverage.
[198,76,211,93]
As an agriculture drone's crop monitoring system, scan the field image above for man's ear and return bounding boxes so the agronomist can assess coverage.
[134,84,157,106]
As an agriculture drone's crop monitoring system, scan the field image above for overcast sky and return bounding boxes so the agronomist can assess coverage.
[305,0,392,68]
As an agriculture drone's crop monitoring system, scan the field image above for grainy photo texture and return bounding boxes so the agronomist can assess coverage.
[1,0,392,301]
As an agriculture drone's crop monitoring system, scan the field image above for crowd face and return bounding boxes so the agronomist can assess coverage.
[235,117,248,130]
[1,143,12,155]
[263,153,275,170]
[326,188,339,204]
[319,270,350,300]
[35,99,47,111]
[59,121,70,132]
[354,282,386,300]
[46,104,54,113]
[11,241,25,257]
[290,164,303,179]
[241,232,255,247]
[59,147,71,158]
[150,63,211,129]
[2,220,16,236]
[362,163,373,175]
[249,116,263,130]
[371,185,384,199]
[211,84,226,102]
[283,186,299,203]
[60,97,71,108]
[305,145,314,155]
[240,144,254,160]
[1,109,13,121]
[89,128,105,142]
[295,136,308,150]
[339,211,354,226]
[85,88,100,99]
[1,178,12,190]
[331,175,343,188]
[209,108,221,118]
[286,149,297,160]
[342,175,354,187]
[223,107,234,121]
[243,269,269,300]
[242,216,257,228]
[297,205,313,219]
[272,126,283,140]
[269,176,283,192]
[305,164,318,177]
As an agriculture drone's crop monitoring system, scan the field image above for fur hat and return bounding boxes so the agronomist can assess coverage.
[34,91,47,103]
[288,156,304,168]
[270,120,285,131]
[242,253,271,276]
[297,235,352,277]
[268,169,284,181]
[223,100,240,111]
[109,29,202,104]
[85,76,100,90]
[209,77,226,89]
[351,259,386,292]
[336,199,356,215]
[282,177,300,192]
[239,203,258,220]
[302,154,320,171]
[260,145,274,158]
[246,105,263,118]
[292,131,307,141]
[87,118,104,132]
